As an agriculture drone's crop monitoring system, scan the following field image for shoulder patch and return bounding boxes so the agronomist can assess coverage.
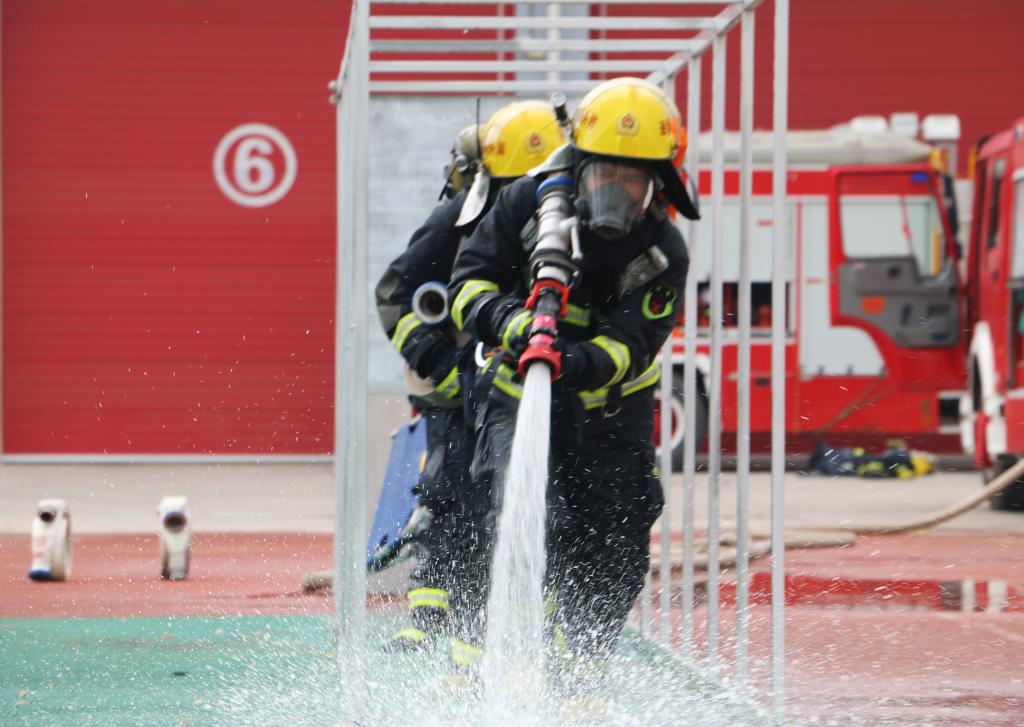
[642,284,677,320]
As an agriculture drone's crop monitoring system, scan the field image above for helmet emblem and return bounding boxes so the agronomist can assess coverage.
[616,113,639,136]
[525,132,545,154]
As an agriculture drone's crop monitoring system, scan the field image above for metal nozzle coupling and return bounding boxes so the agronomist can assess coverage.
[532,175,578,288]
[412,281,450,326]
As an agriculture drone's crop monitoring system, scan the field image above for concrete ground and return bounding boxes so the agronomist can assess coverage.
[2,462,1021,536]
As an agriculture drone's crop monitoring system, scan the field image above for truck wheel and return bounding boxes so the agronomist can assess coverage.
[987,454,1024,512]
[665,369,708,472]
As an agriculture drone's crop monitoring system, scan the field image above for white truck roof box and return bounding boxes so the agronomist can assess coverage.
[695,127,934,166]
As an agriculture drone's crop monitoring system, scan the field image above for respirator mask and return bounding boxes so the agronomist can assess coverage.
[576,160,655,240]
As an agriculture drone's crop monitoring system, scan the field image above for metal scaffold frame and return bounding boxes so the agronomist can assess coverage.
[331,0,789,720]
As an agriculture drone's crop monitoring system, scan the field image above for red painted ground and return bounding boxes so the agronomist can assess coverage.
[0,533,338,618]
[3,530,1023,724]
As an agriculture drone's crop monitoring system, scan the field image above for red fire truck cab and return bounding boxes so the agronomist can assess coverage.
[961,117,1024,509]
[660,117,966,466]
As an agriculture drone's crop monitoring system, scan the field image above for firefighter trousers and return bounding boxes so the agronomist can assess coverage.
[406,403,487,635]
[455,381,664,665]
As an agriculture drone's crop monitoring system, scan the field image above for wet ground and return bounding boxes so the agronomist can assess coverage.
[1,463,1022,725]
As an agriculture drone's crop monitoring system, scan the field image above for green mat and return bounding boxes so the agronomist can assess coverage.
[1,615,767,726]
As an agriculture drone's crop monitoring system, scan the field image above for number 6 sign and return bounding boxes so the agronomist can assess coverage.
[213,123,297,208]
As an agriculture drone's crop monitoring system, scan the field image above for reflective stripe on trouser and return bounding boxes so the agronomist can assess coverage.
[389,626,429,644]
[408,587,450,612]
[451,638,483,667]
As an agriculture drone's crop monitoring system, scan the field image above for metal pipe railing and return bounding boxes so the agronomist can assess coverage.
[706,31,727,667]
[771,0,791,722]
[333,0,789,716]
[735,5,755,688]
[680,53,702,660]
[334,0,370,717]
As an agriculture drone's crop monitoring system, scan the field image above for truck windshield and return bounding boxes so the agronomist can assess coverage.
[1012,178,1024,279]
[840,193,946,277]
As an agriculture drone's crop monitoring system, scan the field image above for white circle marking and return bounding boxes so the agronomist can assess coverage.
[213,123,297,207]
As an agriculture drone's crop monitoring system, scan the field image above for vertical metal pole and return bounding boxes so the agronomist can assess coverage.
[771,0,790,722]
[546,1,560,85]
[334,0,369,718]
[707,32,727,667]
[657,76,678,649]
[681,56,702,659]
[735,7,755,688]
[641,571,653,636]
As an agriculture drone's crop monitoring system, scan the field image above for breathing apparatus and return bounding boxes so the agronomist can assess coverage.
[575,158,656,240]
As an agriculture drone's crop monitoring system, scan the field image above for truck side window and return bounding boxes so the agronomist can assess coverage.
[1012,178,1024,279]
[987,158,1005,250]
[839,194,947,278]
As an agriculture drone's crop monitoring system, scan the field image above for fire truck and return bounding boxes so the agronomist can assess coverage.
[659,115,966,467]
[960,117,1024,509]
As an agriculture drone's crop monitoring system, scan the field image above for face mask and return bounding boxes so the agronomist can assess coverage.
[577,161,654,240]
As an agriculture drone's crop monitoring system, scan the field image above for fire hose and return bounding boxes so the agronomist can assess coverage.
[651,457,1024,574]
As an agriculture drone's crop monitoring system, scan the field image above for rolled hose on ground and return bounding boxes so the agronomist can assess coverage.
[812,455,1024,536]
[650,458,1024,575]
[308,463,1024,589]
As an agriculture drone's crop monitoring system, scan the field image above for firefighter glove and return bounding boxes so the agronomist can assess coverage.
[499,308,534,361]
[413,328,461,384]
[553,339,591,389]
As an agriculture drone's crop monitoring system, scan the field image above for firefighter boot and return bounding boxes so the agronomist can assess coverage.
[382,587,451,652]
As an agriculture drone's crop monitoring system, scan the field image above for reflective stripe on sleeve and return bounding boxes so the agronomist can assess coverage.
[590,335,631,387]
[451,279,499,330]
[561,303,591,328]
[390,312,423,354]
[579,358,661,410]
[501,309,533,350]
[434,365,461,399]
[493,363,524,400]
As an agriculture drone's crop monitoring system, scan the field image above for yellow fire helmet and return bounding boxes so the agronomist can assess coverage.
[481,100,566,179]
[457,99,566,227]
[572,77,699,220]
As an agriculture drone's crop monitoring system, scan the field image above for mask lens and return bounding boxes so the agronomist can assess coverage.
[578,161,654,239]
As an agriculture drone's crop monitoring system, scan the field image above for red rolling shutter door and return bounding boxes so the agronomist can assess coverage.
[2,1,348,454]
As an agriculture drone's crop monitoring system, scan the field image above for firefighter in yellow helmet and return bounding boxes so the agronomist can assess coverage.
[374,100,565,652]
[448,77,697,689]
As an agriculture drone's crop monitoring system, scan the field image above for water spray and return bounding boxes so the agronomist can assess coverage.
[482,175,578,719]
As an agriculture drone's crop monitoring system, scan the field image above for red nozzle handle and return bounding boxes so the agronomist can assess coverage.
[518,333,561,379]
[525,279,570,319]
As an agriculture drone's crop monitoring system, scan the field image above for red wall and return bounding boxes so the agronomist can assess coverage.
[4,1,1022,455]
[691,0,1023,176]
[3,1,349,454]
